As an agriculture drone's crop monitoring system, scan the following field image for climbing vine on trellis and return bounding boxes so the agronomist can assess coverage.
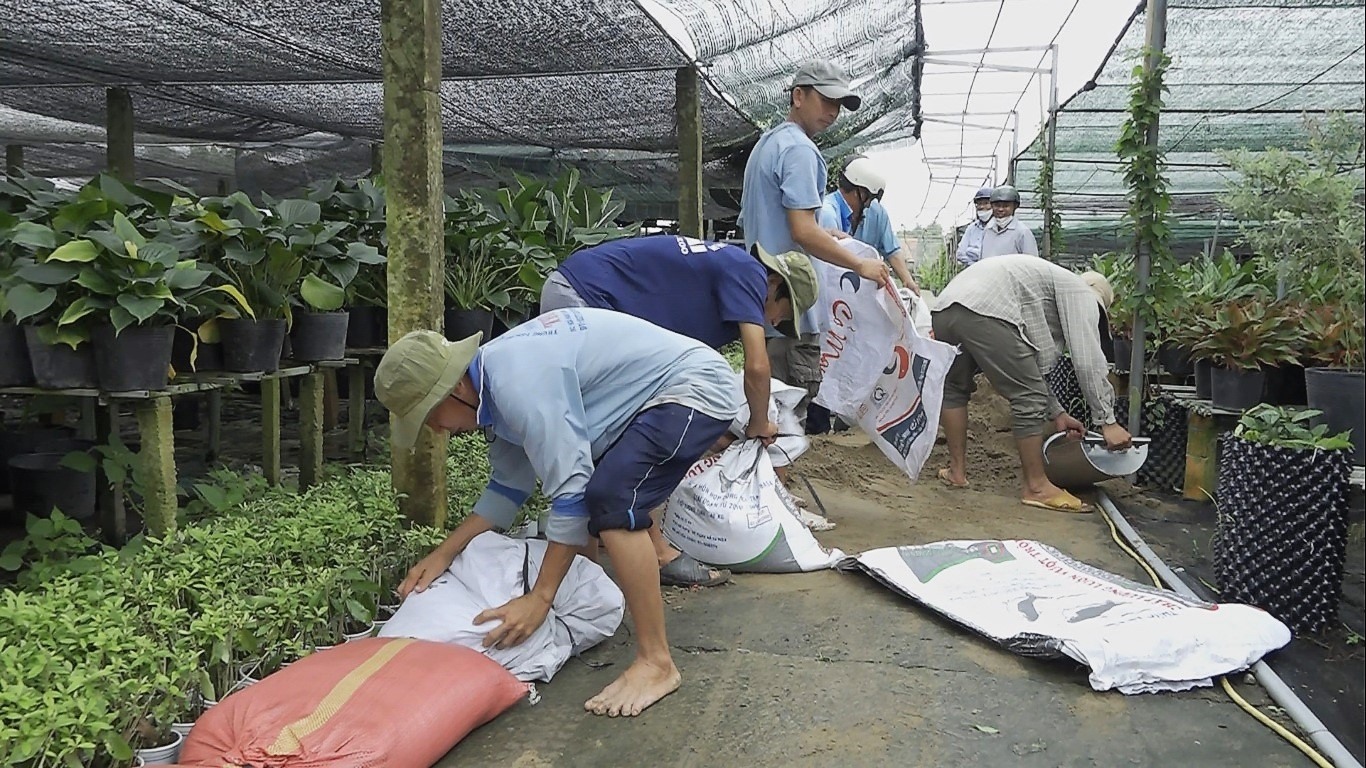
[1036,137,1064,258]
[1115,47,1175,329]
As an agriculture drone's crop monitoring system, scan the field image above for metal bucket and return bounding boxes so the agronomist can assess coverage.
[1042,431,1151,489]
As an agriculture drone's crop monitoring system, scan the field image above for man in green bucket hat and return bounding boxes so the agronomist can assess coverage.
[375,308,738,718]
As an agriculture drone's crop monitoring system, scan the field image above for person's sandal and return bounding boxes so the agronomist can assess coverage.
[1021,492,1093,513]
[659,554,731,587]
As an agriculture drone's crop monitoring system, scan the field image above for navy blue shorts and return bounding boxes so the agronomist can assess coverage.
[585,403,731,538]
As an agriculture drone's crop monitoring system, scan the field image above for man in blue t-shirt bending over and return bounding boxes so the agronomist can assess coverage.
[543,234,818,440]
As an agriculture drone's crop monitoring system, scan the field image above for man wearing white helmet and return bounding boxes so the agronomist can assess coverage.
[979,185,1039,259]
[955,186,995,266]
[819,156,919,292]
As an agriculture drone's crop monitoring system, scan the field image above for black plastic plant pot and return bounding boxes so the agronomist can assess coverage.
[1306,367,1365,466]
[7,452,97,521]
[219,318,287,373]
[1264,363,1307,408]
[93,324,175,392]
[1213,434,1351,634]
[1210,365,1265,411]
[1158,344,1195,379]
[346,305,388,349]
[1194,358,1213,400]
[23,327,97,389]
[1112,338,1132,373]
[171,320,223,373]
[444,308,494,343]
[0,322,34,387]
[0,426,75,496]
[289,311,350,362]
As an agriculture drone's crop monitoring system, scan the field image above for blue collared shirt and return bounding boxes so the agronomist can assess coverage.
[469,308,737,546]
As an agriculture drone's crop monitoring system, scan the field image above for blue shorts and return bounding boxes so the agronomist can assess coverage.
[585,403,731,538]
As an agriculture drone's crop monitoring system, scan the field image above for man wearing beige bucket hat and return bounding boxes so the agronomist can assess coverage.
[931,254,1131,513]
[375,308,737,718]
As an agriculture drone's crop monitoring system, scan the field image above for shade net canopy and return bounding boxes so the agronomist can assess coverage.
[0,0,926,218]
[1012,0,1366,257]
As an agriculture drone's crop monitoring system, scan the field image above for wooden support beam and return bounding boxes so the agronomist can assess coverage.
[349,361,367,461]
[1183,412,1219,502]
[261,378,282,485]
[382,0,448,526]
[299,371,324,490]
[5,144,22,177]
[136,397,177,537]
[106,87,135,181]
[675,66,703,239]
[322,369,341,430]
[94,405,126,544]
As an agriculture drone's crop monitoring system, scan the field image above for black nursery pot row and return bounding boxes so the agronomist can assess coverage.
[0,427,97,524]
[0,311,358,392]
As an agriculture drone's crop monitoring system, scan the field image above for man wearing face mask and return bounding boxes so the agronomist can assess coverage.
[979,185,1039,259]
[955,186,995,266]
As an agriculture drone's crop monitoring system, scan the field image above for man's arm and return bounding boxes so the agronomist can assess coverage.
[1056,287,1117,427]
[1019,228,1039,257]
[889,251,919,295]
[475,541,578,650]
[955,233,975,266]
[788,208,889,286]
[737,323,776,442]
[398,437,537,598]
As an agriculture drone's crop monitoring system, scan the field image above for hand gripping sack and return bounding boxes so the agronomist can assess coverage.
[727,373,809,467]
[662,441,843,573]
[379,532,624,681]
[177,638,529,768]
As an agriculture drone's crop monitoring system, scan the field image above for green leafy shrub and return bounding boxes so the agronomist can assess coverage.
[1234,404,1353,452]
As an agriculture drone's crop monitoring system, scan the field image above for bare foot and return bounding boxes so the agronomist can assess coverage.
[584,658,681,718]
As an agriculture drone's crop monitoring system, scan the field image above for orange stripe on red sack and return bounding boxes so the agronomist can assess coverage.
[266,639,415,756]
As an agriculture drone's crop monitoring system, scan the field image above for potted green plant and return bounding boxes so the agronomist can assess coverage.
[1090,252,1137,371]
[2,232,100,388]
[0,219,36,386]
[443,193,520,341]
[1213,404,1353,634]
[304,177,390,350]
[291,239,386,361]
[53,213,251,391]
[191,192,300,373]
[1190,299,1304,411]
[1301,300,1365,465]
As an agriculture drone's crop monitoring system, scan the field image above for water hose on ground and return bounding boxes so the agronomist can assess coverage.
[1094,490,1359,768]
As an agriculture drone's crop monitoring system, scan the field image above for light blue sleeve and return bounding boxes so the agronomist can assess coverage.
[491,366,594,545]
[816,198,842,230]
[868,207,901,260]
[778,144,826,212]
[471,438,537,530]
[1019,227,1039,256]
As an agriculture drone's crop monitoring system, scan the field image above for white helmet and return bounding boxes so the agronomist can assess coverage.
[841,156,887,195]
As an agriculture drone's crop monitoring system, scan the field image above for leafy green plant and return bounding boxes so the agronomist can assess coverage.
[1115,47,1175,336]
[1090,251,1137,338]
[1234,404,1353,451]
[915,249,963,295]
[1191,299,1306,370]
[443,192,528,314]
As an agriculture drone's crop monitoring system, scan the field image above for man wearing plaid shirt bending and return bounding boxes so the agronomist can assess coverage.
[932,254,1132,513]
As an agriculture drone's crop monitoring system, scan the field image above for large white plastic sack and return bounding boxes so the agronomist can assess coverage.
[728,374,809,468]
[379,532,624,682]
[843,540,1292,694]
[813,239,958,483]
[662,441,843,573]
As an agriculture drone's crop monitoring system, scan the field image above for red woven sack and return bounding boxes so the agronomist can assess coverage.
[178,638,528,767]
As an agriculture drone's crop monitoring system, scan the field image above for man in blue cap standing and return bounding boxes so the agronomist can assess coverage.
[955,186,995,266]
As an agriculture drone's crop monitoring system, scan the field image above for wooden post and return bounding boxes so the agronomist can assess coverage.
[322,369,341,430]
[675,66,704,239]
[94,405,126,544]
[1183,412,1218,502]
[206,389,223,463]
[5,145,22,177]
[136,397,177,537]
[299,371,324,490]
[349,361,367,461]
[261,377,282,485]
[382,0,448,526]
[106,88,135,181]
